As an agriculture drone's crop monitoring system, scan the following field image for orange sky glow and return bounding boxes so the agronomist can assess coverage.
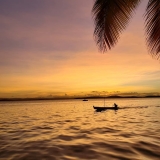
[0,0,159,98]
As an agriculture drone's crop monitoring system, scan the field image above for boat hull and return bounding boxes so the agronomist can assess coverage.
[93,106,118,111]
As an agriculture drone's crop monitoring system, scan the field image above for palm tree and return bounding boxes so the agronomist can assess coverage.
[92,0,160,59]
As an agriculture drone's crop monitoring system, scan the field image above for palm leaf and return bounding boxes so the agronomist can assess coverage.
[92,0,141,52]
[145,0,160,59]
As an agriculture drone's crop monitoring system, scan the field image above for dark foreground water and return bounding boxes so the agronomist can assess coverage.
[0,98,160,160]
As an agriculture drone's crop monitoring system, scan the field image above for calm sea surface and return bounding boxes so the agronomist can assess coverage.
[0,98,160,160]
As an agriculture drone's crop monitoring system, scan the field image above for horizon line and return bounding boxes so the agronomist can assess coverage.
[0,95,160,101]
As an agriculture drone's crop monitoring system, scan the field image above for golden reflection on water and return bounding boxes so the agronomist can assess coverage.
[0,98,160,160]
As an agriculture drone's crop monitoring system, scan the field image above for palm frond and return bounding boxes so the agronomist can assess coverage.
[145,0,160,59]
[92,0,141,52]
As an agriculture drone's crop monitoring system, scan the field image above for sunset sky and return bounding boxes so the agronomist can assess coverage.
[0,0,160,98]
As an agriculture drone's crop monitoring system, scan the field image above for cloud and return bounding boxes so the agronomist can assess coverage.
[0,0,159,98]
[0,0,94,54]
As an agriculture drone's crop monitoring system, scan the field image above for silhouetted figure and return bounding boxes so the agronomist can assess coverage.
[114,103,118,109]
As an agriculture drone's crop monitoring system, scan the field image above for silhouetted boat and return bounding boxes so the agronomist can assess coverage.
[93,98,118,111]
[93,106,118,111]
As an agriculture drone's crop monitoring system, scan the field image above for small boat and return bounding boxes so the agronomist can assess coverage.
[93,106,118,111]
[82,99,88,101]
[93,98,118,111]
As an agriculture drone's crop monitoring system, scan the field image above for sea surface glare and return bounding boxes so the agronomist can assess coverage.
[0,98,160,160]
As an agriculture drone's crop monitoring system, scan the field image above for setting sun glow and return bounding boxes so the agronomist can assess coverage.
[0,1,159,99]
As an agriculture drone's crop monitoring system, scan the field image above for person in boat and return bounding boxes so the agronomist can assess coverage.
[114,103,118,109]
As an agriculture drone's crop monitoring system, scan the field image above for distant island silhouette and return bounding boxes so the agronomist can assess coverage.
[0,95,160,101]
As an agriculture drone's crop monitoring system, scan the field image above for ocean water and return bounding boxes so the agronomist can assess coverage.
[0,98,160,160]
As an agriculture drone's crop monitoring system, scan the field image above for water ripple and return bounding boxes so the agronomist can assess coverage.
[0,99,160,160]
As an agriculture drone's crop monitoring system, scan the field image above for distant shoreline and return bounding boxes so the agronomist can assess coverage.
[0,95,160,101]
